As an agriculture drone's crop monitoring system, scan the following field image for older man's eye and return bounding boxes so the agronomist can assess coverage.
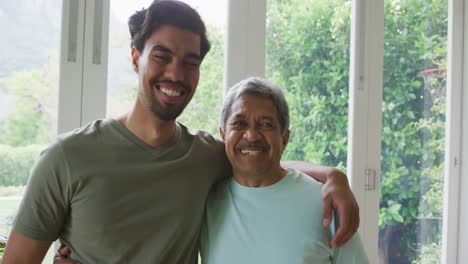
[230,121,245,129]
[260,122,274,129]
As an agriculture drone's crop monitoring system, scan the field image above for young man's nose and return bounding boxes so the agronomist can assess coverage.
[164,61,184,82]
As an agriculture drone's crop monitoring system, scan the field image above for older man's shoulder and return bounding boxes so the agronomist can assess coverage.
[285,169,324,193]
[179,123,223,145]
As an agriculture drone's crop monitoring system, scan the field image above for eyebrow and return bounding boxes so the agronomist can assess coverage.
[150,44,202,61]
[230,113,275,121]
[230,113,246,120]
[260,116,275,121]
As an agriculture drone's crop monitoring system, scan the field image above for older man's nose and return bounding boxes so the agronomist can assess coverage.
[243,126,261,141]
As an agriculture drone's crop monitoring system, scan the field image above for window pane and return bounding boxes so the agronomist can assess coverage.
[380,0,447,263]
[0,0,62,261]
[107,0,226,135]
[265,0,351,170]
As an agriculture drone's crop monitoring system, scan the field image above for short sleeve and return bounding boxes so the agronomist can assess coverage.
[13,140,70,242]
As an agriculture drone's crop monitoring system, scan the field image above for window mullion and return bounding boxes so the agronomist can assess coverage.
[81,0,110,125]
[347,0,384,262]
[58,0,86,133]
[443,0,465,263]
[224,0,266,91]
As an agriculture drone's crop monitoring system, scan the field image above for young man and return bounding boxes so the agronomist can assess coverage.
[4,1,359,263]
[200,78,368,263]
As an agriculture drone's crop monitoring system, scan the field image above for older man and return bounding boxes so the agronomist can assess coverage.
[200,78,368,264]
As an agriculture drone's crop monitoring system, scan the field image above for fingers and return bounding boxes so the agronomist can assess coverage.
[320,171,360,248]
[348,197,360,236]
[338,212,355,246]
[351,203,360,235]
[59,246,71,256]
[53,253,80,264]
[54,245,80,264]
[322,197,333,228]
[330,206,350,247]
[330,200,360,248]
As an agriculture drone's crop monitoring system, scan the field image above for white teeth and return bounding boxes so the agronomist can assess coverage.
[160,87,181,97]
[241,149,261,155]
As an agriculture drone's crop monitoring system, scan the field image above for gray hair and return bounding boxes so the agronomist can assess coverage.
[220,77,290,133]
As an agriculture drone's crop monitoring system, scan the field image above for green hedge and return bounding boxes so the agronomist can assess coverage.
[0,144,44,186]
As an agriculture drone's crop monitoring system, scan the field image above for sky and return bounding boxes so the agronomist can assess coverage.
[111,0,227,28]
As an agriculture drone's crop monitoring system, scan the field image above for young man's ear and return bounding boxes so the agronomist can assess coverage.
[131,47,140,73]
[219,127,225,141]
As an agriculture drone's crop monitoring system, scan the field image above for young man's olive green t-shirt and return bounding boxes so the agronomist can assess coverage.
[14,119,230,263]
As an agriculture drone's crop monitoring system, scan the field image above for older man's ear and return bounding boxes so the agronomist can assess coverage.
[219,127,225,141]
[281,129,290,151]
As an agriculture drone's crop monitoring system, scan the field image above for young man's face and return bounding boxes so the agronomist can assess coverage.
[132,25,202,121]
[220,94,289,180]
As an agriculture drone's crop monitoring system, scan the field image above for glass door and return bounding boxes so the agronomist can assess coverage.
[0,0,63,261]
[379,0,448,263]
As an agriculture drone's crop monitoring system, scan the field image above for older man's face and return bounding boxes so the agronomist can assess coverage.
[220,94,289,180]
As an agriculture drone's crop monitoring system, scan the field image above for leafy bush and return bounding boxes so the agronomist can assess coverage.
[0,144,44,186]
[379,0,446,262]
[266,0,351,170]
[0,53,58,147]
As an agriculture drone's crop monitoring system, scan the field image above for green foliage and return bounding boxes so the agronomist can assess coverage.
[266,0,351,170]
[411,241,442,264]
[0,240,4,255]
[379,200,404,225]
[0,144,43,186]
[0,53,58,147]
[379,0,446,262]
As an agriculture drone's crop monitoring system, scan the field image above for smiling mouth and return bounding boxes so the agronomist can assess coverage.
[240,149,262,155]
[160,87,181,97]
[237,144,268,156]
[153,83,187,99]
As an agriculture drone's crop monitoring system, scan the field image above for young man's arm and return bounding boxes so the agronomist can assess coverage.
[3,229,52,264]
[5,142,70,263]
[281,160,359,247]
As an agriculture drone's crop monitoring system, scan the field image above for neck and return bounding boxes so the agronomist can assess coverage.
[116,100,177,148]
[232,167,288,187]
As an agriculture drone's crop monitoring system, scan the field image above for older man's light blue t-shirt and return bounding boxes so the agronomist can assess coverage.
[200,169,368,264]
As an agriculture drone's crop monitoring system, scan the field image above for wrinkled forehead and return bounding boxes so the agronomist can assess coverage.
[229,94,278,119]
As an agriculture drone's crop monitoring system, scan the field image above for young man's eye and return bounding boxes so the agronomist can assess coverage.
[184,60,200,69]
[153,54,170,62]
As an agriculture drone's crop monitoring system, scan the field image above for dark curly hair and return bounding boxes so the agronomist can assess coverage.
[128,0,211,59]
